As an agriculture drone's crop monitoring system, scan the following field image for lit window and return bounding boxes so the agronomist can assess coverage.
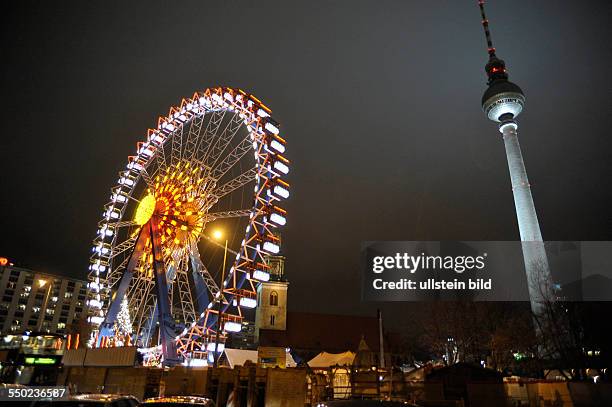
[270,291,278,306]
[57,322,66,329]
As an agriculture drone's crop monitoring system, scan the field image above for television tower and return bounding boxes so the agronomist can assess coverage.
[477,1,553,313]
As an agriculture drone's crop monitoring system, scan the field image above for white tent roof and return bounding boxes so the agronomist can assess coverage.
[308,351,355,368]
[286,351,297,367]
[223,349,258,368]
[223,348,297,368]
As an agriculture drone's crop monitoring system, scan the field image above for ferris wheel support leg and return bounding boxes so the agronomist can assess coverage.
[97,226,149,346]
[189,254,210,315]
[150,219,180,366]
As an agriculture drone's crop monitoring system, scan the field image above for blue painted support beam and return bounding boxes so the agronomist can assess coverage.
[189,254,210,315]
[149,218,179,366]
[97,226,148,346]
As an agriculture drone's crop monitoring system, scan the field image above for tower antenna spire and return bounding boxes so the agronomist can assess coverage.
[477,1,498,58]
[478,1,496,58]
[478,1,509,85]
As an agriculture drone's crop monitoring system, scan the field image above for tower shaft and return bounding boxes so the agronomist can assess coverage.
[501,121,553,313]
[501,124,542,242]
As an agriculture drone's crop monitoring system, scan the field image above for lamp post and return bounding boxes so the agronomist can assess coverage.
[212,229,228,368]
[36,278,53,332]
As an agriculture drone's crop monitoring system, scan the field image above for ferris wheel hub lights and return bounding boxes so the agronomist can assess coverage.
[223,321,242,333]
[134,194,157,225]
[252,270,271,282]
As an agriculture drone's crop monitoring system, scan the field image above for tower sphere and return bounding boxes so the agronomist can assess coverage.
[482,80,525,122]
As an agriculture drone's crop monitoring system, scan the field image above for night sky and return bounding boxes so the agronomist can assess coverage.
[1,1,610,330]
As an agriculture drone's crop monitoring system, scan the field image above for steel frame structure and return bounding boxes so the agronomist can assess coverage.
[87,88,289,365]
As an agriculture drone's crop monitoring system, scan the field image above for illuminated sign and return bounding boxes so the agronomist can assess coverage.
[24,357,58,365]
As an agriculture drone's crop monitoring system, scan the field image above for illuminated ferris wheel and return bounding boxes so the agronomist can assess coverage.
[86,87,289,365]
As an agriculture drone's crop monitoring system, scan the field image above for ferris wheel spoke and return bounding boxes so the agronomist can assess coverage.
[203,113,244,170]
[109,220,138,229]
[204,209,253,221]
[193,110,226,167]
[200,234,241,257]
[210,135,253,181]
[152,142,168,177]
[170,117,185,166]
[139,298,158,346]
[110,236,138,260]
[126,273,148,313]
[209,167,257,200]
[134,280,156,337]
[175,255,196,325]
[140,167,156,190]
[103,256,130,290]
[183,112,206,162]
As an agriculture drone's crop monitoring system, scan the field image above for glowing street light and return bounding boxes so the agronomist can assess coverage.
[36,277,53,332]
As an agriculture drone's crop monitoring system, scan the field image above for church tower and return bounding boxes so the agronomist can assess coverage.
[254,255,288,341]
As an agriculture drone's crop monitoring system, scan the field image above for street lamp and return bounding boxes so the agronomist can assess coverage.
[36,278,53,332]
[212,229,228,368]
